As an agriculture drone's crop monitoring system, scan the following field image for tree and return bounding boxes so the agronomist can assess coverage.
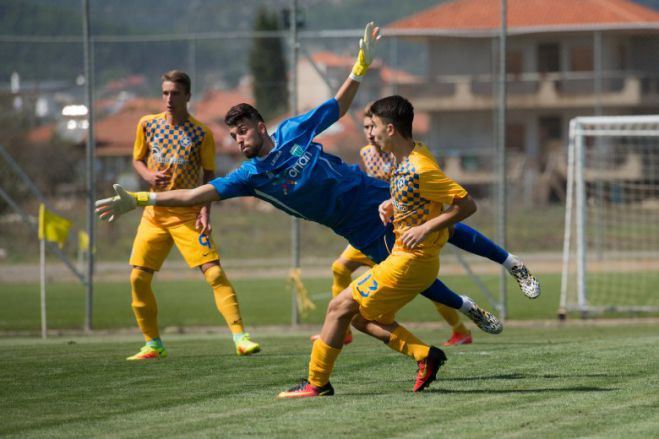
[249,6,288,121]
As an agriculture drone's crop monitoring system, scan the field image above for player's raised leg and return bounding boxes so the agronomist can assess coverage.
[420,279,503,334]
[449,223,540,298]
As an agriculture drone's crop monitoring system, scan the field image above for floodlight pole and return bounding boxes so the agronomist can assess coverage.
[289,0,300,326]
[82,0,95,333]
[497,0,508,319]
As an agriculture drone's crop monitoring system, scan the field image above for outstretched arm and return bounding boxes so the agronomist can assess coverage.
[335,22,381,117]
[156,184,219,207]
[95,183,219,222]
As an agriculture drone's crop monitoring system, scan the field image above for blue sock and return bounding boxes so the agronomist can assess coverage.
[449,223,508,264]
[420,279,464,309]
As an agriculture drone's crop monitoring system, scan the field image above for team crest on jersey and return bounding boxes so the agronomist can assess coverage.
[151,146,162,159]
[290,143,304,157]
[179,135,191,148]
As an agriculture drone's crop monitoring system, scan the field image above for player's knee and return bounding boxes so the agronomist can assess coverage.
[327,292,359,320]
[130,268,153,292]
[331,259,353,278]
[203,264,228,288]
[350,313,369,332]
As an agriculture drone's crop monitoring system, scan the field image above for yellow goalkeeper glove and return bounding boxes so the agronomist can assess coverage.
[95,183,153,223]
[350,21,382,82]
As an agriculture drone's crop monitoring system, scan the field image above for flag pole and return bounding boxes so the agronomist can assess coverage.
[40,238,47,339]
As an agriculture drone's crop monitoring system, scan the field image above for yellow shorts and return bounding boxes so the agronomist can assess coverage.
[338,244,375,267]
[351,252,439,324]
[129,217,220,270]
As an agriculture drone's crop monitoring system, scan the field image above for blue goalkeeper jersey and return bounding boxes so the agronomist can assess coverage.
[210,98,390,251]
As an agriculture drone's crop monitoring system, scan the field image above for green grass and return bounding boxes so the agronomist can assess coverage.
[0,274,567,332]
[3,270,657,334]
[0,325,657,438]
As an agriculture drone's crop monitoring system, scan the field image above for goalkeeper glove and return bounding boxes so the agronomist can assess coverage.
[95,184,154,223]
[350,21,382,82]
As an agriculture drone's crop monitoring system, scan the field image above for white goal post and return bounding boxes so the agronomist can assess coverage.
[560,115,659,318]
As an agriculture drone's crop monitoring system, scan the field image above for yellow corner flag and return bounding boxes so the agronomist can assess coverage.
[38,204,72,248]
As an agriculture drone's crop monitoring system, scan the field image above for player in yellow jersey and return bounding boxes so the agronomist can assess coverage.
[123,70,259,360]
[313,106,474,347]
[277,95,499,398]
[317,101,541,347]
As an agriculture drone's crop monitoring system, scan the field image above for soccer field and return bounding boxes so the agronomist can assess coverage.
[1,324,657,438]
[0,273,568,333]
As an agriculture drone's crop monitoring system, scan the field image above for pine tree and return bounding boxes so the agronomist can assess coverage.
[249,7,288,121]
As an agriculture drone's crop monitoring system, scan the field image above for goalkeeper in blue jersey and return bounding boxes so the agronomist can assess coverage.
[97,22,536,345]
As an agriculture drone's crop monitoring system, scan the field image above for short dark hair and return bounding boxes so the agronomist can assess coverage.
[370,95,414,139]
[161,70,191,95]
[225,103,265,127]
[363,102,373,118]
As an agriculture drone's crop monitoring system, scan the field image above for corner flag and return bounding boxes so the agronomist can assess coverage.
[38,204,71,248]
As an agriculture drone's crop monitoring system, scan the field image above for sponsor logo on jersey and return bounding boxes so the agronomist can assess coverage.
[268,144,313,194]
[287,150,312,178]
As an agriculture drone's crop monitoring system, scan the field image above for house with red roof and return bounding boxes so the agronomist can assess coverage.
[297,50,423,113]
[387,0,659,202]
[296,50,429,162]
[91,88,253,190]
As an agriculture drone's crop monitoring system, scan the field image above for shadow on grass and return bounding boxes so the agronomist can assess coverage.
[443,372,637,380]
[429,386,615,394]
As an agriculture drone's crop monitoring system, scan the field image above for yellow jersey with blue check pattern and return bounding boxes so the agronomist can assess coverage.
[359,144,395,182]
[390,142,468,258]
[133,112,216,226]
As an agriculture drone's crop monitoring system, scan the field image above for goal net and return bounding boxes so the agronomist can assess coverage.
[560,115,659,318]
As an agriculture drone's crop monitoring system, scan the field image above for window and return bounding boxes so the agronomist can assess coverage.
[538,43,560,73]
[539,116,562,143]
[506,123,525,151]
[570,46,593,72]
[507,49,523,75]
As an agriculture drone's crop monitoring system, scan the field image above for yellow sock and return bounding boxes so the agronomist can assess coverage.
[331,260,353,297]
[435,303,471,335]
[308,338,342,387]
[204,265,245,334]
[130,269,159,341]
[387,326,430,362]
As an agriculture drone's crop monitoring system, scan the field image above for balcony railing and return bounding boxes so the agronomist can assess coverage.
[391,71,659,111]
